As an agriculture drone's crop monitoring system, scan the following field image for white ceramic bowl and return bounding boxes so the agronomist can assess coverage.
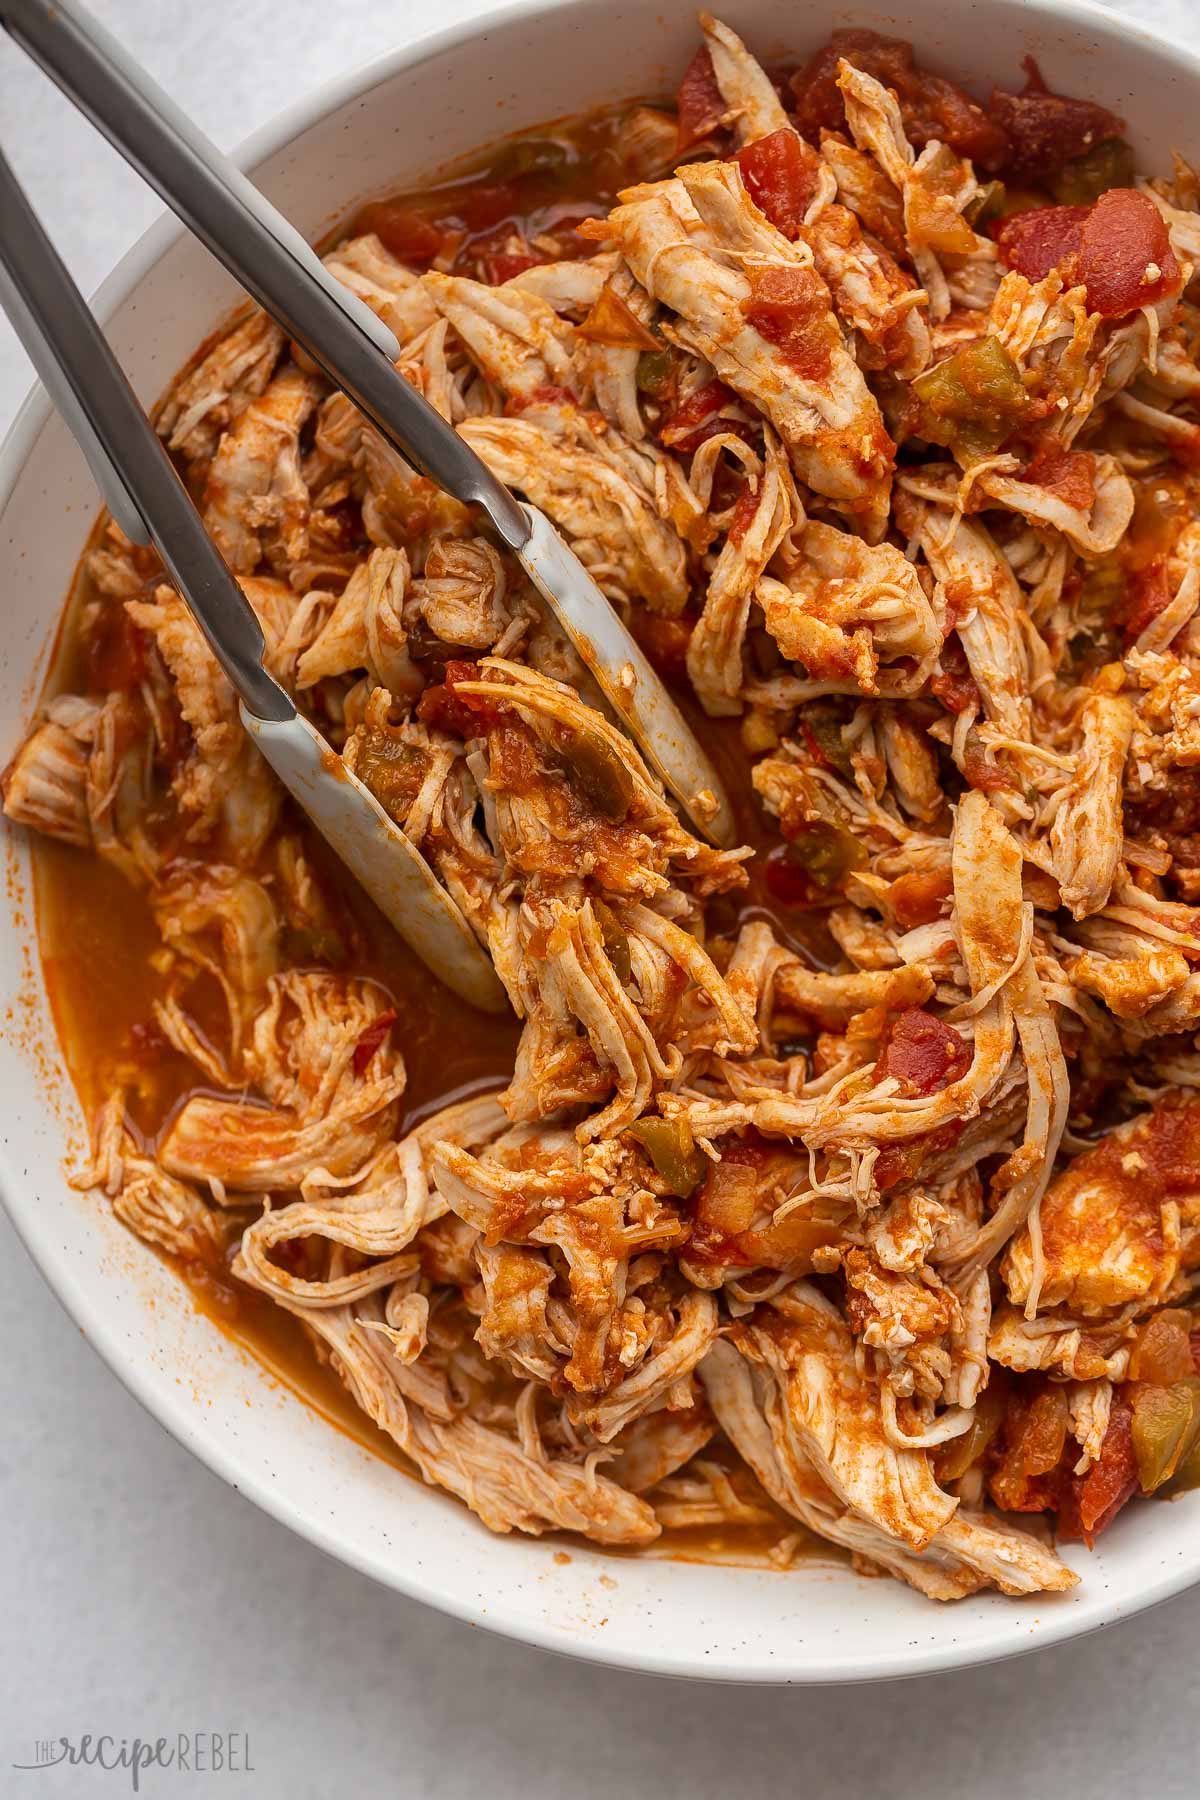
[3,0,1200,1684]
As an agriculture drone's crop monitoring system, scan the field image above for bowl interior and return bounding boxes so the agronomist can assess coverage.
[2,0,1199,1682]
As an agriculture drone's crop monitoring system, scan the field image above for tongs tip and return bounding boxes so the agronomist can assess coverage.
[511,504,738,848]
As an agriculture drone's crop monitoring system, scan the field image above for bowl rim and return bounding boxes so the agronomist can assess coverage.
[4,0,1200,1686]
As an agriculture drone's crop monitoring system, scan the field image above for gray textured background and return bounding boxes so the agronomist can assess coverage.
[1,3,1198,1794]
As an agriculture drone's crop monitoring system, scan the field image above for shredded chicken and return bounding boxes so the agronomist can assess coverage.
[12,14,1200,1600]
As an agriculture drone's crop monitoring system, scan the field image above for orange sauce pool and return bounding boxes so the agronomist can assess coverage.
[29,106,842,1569]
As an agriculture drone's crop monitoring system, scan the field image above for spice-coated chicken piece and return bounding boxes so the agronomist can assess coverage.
[699,14,931,378]
[596,161,895,536]
[201,364,319,573]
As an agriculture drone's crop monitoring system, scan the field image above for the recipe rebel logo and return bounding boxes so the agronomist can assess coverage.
[12,1733,255,1789]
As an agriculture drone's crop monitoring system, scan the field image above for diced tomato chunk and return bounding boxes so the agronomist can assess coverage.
[741,265,837,382]
[962,744,1016,795]
[989,1382,1071,1513]
[416,659,503,737]
[789,30,1009,170]
[483,248,543,283]
[719,1130,775,1171]
[789,29,910,137]
[994,203,1089,283]
[997,189,1179,318]
[763,843,821,906]
[630,611,696,684]
[676,46,726,149]
[456,181,521,233]
[685,415,761,460]
[1120,557,1173,645]
[874,1119,963,1190]
[1128,1310,1196,1385]
[875,1009,971,1097]
[658,378,739,453]
[1075,187,1180,317]
[905,70,1011,170]
[930,636,982,715]
[727,479,762,546]
[988,57,1125,181]
[1017,439,1096,511]
[507,382,576,413]
[734,128,817,239]
[353,199,449,265]
[989,1382,1140,1545]
[1060,1395,1140,1545]
[352,1008,398,1076]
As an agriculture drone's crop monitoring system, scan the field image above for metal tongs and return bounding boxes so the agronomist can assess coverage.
[0,0,735,1012]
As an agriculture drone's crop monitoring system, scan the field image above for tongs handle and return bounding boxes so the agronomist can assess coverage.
[0,138,291,723]
[0,0,531,553]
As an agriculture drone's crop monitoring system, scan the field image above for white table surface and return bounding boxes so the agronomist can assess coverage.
[2,2,1199,1793]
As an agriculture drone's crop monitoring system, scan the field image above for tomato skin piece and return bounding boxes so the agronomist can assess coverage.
[676,46,726,149]
[987,57,1125,182]
[734,128,816,239]
[352,1009,398,1077]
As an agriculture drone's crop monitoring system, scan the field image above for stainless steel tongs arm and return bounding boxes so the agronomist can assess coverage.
[0,123,505,1010]
[0,136,289,723]
[1,0,736,846]
[0,0,531,551]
